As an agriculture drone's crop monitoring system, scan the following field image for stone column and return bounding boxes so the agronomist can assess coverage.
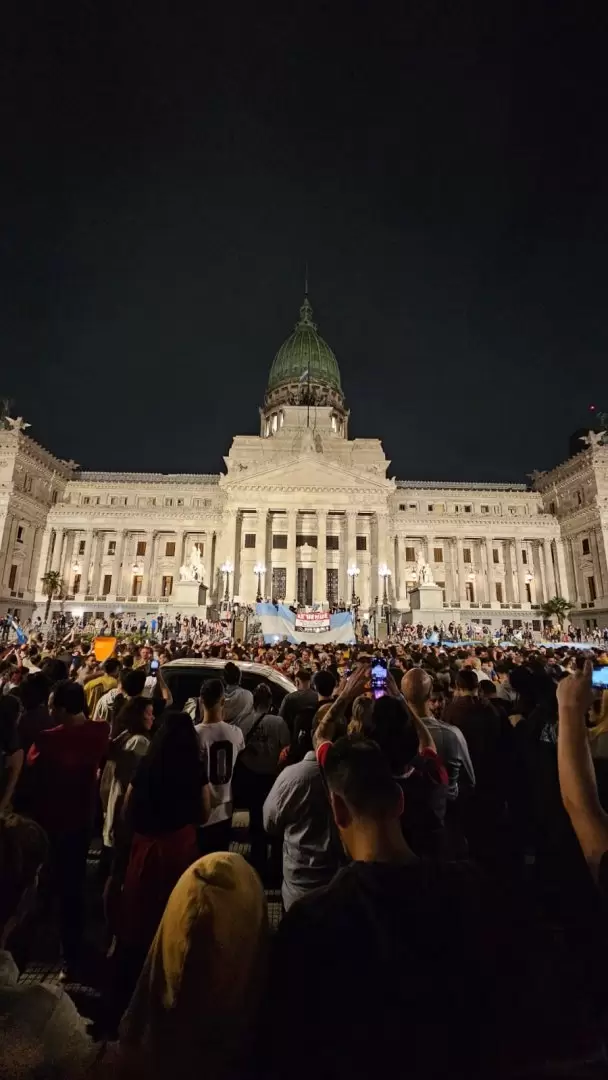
[27,526,43,592]
[595,527,608,598]
[503,541,515,603]
[80,530,95,597]
[532,542,546,604]
[543,539,556,599]
[37,528,54,587]
[256,509,268,597]
[90,532,106,596]
[589,528,606,598]
[398,536,407,602]
[285,509,297,604]
[456,537,467,603]
[141,532,156,598]
[113,531,127,596]
[316,509,327,604]
[567,537,583,604]
[554,538,570,600]
[2,518,18,589]
[514,540,527,605]
[485,537,494,604]
[220,509,239,596]
[50,527,65,573]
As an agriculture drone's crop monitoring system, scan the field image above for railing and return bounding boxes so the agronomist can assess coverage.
[128,595,140,603]
[116,595,126,602]
[84,595,94,602]
[481,602,492,608]
[470,602,479,608]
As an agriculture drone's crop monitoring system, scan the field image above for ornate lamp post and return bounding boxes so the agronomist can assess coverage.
[347,564,360,604]
[220,559,233,602]
[254,562,266,602]
[378,564,391,604]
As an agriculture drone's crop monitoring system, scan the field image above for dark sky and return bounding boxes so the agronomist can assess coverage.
[2,2,607,482]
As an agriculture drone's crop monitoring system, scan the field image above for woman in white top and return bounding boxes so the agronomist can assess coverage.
[101,696,154,851]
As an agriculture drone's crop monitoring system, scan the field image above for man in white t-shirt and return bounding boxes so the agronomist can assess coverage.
[195,678,244,854]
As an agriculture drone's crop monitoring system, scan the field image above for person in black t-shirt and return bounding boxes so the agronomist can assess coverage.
[267,737,546,1080]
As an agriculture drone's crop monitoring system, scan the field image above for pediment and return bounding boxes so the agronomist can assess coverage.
[220,453,394,494]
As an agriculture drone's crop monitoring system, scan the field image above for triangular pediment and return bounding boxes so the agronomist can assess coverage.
[220,453,394,494]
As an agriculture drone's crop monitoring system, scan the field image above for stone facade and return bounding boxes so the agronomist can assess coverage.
[1,298,606,630]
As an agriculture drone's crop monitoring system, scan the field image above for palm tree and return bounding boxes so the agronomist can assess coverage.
[541,596,573,628]
[41,569,63,623]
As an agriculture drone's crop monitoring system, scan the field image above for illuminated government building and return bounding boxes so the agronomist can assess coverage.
[0,295,606,631]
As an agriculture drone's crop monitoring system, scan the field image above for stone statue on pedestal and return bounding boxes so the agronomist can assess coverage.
[416,550,434,586]
[179,546,205,583]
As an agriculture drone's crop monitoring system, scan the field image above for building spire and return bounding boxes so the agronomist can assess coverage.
[304,260,309,298]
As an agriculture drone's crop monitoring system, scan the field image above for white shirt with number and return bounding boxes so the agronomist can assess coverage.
[194,720,245,826]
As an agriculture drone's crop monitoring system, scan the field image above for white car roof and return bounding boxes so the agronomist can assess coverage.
[161,658,296,694]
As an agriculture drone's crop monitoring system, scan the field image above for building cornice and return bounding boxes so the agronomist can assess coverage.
[75,471,220,485]
[396,480,529,492]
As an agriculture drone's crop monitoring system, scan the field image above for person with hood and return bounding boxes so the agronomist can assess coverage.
[221,662,254,725]
[118,852,267,1080]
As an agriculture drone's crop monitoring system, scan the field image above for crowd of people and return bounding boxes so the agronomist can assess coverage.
[1,622,608,1077]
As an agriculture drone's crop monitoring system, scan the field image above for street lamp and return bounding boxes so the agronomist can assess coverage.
[378,563,391,603]
[347,564,360,604]
[254,562,266,602]
[220,560,233,602]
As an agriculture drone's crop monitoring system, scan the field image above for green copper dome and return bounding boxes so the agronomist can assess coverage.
[267,297,342,392]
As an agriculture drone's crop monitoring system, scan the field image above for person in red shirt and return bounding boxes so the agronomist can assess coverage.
[26,679,108,977]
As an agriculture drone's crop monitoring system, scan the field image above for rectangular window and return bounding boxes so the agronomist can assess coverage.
[8,565,17,591]
[463,547,472,564]
[73,573,81,595]
[17,525,24,542]
[326,568,339,606]
[356,535,367,551]
[465,581,475,602]
[398,504,406,511]
[297,534,317,548]
[582,537,590,555]
[326,535,340,550]
[433,547,443,563]
[165,541,176,557]
[577,491,583,506]
[161,575,173,597]
[464,505,472,513]
[405,546,416,561]
[51,490,58,505]
[78,540,86,555]
[427,504,434,512]
[495,582,503,603]
[492,548,500,564]
[522,550,528,565]
[508,506,518,515]
[24,475,32,492]
[164,498,174,507]
[525,582,532,603]
[82,496,90,505]
[108,540,116,556]
[176,499,184,507]
[102,574,112,596]
[272,567,286,599]
[136,541,147,557]
[131,575,143,597]
[244,533,256,549]
[408,503,417,511]
[480,505,489,515]
[588,576,597,602]
[272,534,288,549]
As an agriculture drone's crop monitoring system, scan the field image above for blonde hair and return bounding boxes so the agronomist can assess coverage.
[347,694,374,738]
[589,691,608,740]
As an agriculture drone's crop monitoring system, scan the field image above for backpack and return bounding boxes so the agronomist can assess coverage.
[281,704,318,767]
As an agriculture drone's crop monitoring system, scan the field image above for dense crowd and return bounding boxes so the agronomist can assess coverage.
[1,625,608,1078]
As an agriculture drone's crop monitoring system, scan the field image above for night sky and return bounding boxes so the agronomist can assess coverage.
[2,3,607,482]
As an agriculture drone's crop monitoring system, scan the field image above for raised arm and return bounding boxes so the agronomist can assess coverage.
[557,658,608,882]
